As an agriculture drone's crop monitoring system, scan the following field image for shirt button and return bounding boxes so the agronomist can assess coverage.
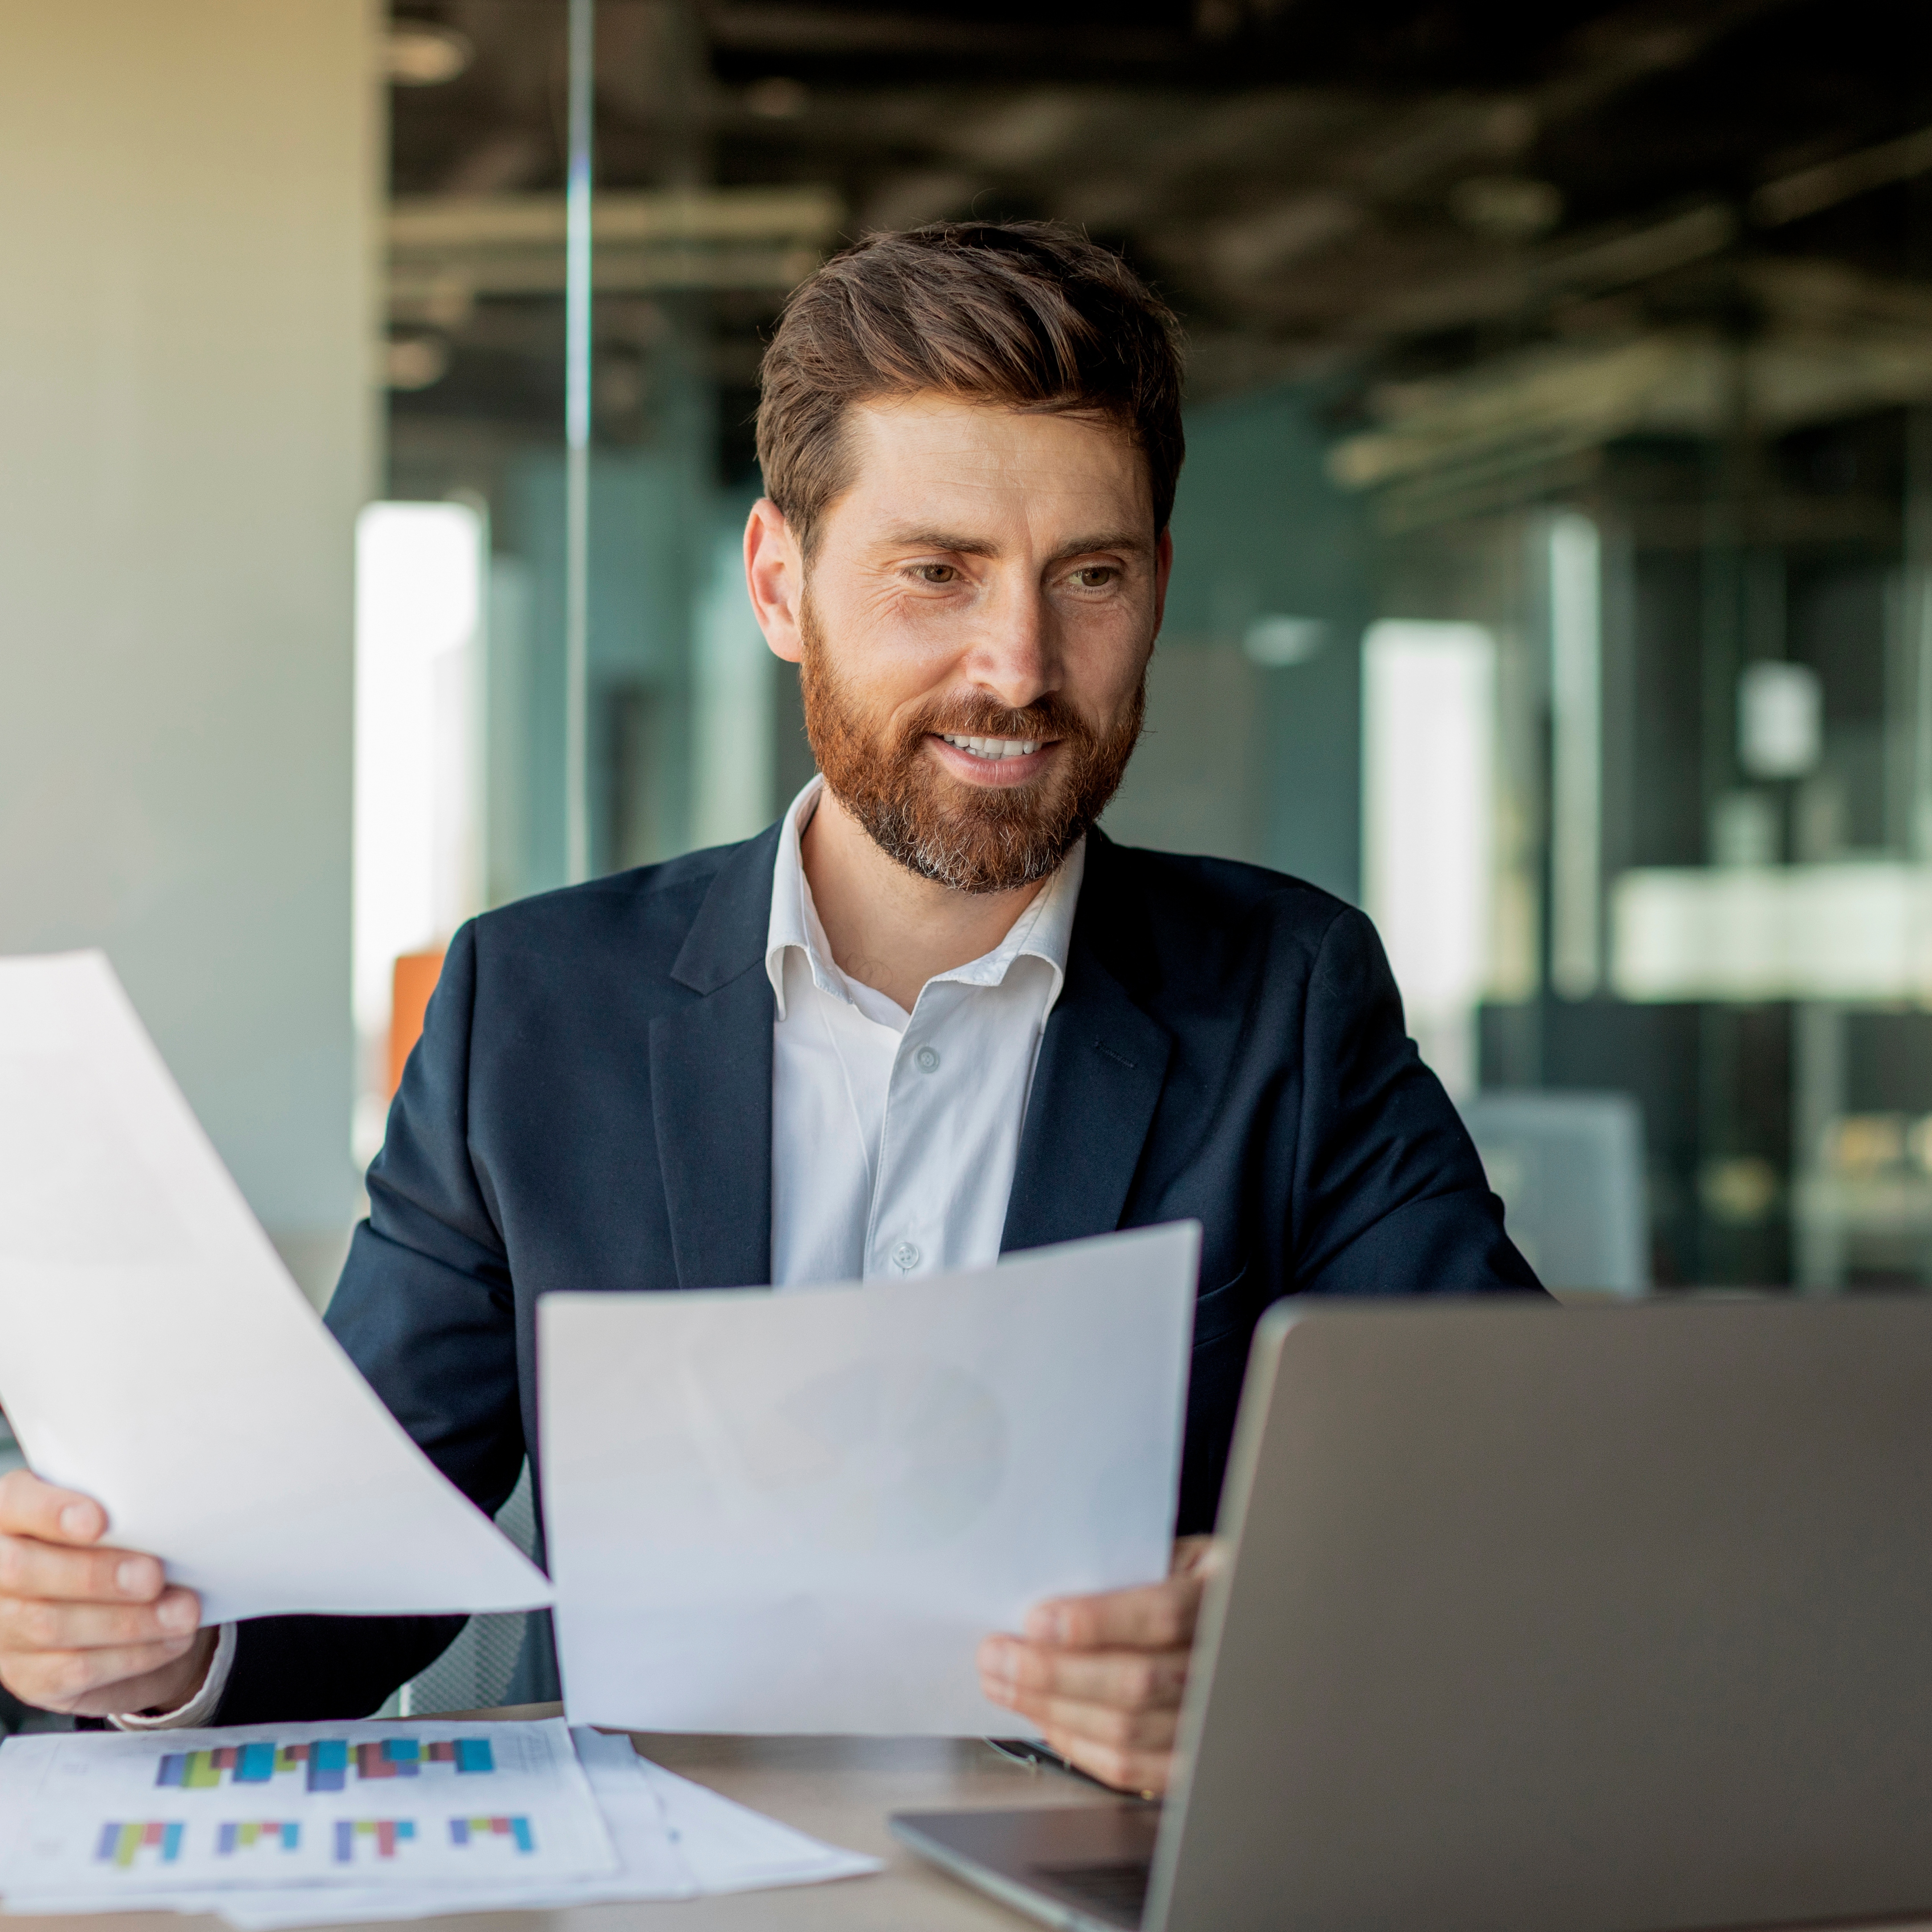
[891,1240,921,1272]
[914,1045,941,1073]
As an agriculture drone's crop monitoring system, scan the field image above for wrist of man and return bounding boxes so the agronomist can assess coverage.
[110,1622,235,1731]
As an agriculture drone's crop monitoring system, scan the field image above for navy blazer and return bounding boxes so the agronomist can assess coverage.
[213,824,1541,1721]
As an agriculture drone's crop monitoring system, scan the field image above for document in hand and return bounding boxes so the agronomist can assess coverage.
[0,951,550,1623]
[540,1222,1200,1736]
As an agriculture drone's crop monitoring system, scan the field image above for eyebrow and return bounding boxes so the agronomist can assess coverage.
[876,527,1153,559]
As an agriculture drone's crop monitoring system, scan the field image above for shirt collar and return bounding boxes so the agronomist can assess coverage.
[764,774,1084,1021]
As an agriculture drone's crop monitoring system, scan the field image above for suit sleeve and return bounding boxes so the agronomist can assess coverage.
[216,922,527,1722]
[1290,906,1544,1299]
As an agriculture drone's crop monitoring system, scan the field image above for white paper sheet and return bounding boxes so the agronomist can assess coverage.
[0,1719,614,1899]
[0,951,550,1622]
[0,1727,880,1927]
[542,1222,1200,1736]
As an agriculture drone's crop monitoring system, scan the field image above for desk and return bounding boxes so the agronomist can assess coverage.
[2,1707,1116,1932]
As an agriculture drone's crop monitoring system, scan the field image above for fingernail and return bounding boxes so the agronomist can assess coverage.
[982,1643,1014,1682]
[60,1504,95,1539]
[1025,1607,1065,1643]
[156,1594,195,1633]
[116,1559,155,1597]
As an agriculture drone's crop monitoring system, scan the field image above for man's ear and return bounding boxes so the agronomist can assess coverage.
[744,498,804,664]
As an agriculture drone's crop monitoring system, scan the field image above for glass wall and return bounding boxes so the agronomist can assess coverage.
[369,0,1932,1290]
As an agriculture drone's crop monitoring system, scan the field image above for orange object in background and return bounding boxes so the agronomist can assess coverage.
[387,948,446,1097]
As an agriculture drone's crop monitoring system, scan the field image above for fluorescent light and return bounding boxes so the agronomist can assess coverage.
[1738,660,1822,779]
[1242,615,1329,667]
[1611,862,1932,1003]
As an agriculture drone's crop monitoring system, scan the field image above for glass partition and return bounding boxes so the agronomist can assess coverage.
[371,0,1932,1289]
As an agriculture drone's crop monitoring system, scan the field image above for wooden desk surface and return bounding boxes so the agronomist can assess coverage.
[1,1707,1117,1932]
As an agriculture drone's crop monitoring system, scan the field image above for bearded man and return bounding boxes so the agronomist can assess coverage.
[0,222,1541,1792]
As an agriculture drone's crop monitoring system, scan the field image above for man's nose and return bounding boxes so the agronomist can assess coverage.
[964,581,1058,712]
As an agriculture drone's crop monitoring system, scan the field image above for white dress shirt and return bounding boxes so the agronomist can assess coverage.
[128,775,1081,1725]
[767,776,1083,1287]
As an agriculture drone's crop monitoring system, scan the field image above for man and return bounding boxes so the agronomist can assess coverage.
[0,223,1539,1794]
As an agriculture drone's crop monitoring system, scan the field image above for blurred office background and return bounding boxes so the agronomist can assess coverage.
[8,0,1932,1300]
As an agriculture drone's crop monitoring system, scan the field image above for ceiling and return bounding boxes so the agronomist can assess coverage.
[384,0,1932,491]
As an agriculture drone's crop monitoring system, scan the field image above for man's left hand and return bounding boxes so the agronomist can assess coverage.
[976,1536,1219,1795]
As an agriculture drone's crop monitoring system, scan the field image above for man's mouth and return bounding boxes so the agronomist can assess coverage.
[937,733,1048,762]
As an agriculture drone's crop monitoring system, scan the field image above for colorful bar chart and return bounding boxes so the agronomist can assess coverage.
[448,1816,536,1854]
[215,1822,300,1855]
[332,1819,417,1864]
[94,1822,185,1869]
[156,1737,494,1793]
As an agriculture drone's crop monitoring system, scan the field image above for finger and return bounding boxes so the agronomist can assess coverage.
[4,1637,200,1712]
[1024,1569,1206,1652]
[0,1590,200,1654]
[1039,1724,1175,1798]
[986,1682,1182,1754]
[0,1470,108,1546]
[0,1533,170,1606]
[979,1637,1190,1709]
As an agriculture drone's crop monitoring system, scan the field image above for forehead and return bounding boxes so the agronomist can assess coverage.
[833,394,1150,533]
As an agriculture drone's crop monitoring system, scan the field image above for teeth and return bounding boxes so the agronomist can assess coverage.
[941,734,1042,760]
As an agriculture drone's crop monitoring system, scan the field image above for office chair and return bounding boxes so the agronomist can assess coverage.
[1457,1089,1650,1297]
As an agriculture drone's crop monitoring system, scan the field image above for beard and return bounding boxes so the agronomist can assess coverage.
[798,597,1145,895]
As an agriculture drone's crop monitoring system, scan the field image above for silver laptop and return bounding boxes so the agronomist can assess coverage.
[893,1297,1932,1932]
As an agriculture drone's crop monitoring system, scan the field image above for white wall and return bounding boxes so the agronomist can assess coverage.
[0,0,378,1295]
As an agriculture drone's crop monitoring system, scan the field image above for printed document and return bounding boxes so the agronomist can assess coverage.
[0,951,550,1622]
[541,1222,1200,1735]
[0,1718,614,1895]
[0,1724,879,1927]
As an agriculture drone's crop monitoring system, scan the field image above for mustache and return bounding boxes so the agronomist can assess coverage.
[903,692,1096,749]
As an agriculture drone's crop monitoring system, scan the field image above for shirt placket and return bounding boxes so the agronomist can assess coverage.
[864,979,965,1279]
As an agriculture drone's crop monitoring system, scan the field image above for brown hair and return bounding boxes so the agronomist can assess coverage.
[756,221,1186,556]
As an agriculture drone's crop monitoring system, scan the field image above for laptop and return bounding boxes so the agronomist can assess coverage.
[893,1297,1932,1932]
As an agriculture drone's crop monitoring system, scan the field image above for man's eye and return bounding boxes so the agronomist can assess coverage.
[914,564,958,584]
[1071,566,1117,588]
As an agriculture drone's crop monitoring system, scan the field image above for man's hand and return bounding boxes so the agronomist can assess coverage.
[977,1536,1219,1795]
[0,1470,214,1717]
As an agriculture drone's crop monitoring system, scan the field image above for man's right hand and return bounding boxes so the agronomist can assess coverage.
[0,1470,214,1717]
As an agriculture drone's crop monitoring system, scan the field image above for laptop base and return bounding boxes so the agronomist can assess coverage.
[891,1802,1159,1932]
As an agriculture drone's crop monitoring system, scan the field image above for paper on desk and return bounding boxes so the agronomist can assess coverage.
[542,1222,1199,1736]
[0,1727,879,1928]
[0,1718,615,1903]
[0,951,550,1622]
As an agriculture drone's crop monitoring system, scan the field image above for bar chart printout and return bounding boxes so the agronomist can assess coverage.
[157,1737,495,1792]
[216,1823,300,1856]
[450,1816,537,1854]
[335,1821,418,1865]
[0,1719,614,1893]
[95,1822,184,1870]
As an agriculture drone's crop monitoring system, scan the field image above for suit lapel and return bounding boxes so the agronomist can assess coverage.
[648,828,782,1289]
[1002,836,1172,1253]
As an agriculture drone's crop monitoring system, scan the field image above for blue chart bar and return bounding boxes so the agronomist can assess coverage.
[454,1739,493,1774]
[308,1740,348,1794]
[235,1743,276,1785]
